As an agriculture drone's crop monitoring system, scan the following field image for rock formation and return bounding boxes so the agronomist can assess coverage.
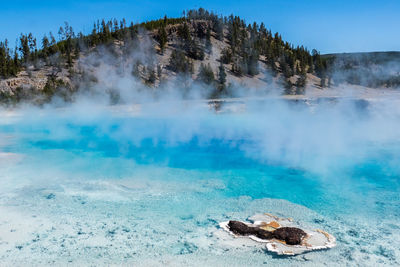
[227,220,306,245]
[220,213,336,255]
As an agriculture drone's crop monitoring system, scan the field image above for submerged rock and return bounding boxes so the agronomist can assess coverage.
[220,213,336,255]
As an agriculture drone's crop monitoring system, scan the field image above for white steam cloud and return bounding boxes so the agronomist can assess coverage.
[2,37,400,179]
[2,94,400,178]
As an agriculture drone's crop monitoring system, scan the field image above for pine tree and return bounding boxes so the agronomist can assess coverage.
[168,50,192,74]
[205,27,212,52]
[0,42,7,77]
[41,35,50,59]
[27,33,37,63]
[48,32,58,55]
[197,63,214,85]
[58,26,64,41]
[296,73,307,89]
[221,48,232,64]
[213,18,224,41]
[218,61,227,87]
[157,64,162,78]
[132,61,141,79]
[157,25,168,53]
[247,49,259,76]
[148,69,156,84]
[178,22,191,41]
[19,34,30,63]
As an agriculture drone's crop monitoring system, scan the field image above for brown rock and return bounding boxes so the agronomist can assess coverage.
[228,221,306,245]
[273,227,307,245]
[227,221,273,240]
[254,228,274,240]
[228,220,258,236]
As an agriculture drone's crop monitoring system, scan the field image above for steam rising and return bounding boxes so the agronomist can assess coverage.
[2,38,400,178]
[2,16,400,267]
[1,43,400,267]
[3,93,400,178]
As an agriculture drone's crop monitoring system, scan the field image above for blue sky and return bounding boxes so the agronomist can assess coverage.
[1,0,399,54]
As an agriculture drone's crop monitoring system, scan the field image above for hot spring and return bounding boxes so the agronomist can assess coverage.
[0,98,399,266]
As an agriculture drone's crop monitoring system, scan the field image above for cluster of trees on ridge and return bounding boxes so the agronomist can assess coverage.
[0,8,333,103]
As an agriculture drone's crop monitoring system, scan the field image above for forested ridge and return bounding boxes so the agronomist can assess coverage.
[0,8,341,104]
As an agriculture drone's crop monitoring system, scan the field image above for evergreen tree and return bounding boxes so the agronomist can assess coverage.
[231,57,243,76]
[27,33,38,63]
[12,49,19,73]
[48,32,58,55]
[247,49,259,76]
[205,27,212,52]
[157,25,168,53]
[41,35,50,59]
[197,63,214,85]
[178,22,191,41]
[213,18,224,41]
[157,64,162,78]
[58,26,64,41]
[186,39,204,60]
[221,48,232,64]
[296,73,307,89]
[217,61,226,87]
[168,50,192,74]
[281,61,293,78]
[0,41,7,77]
[132,61,141,78]
[147,69,156,84]
[19,34,30,63]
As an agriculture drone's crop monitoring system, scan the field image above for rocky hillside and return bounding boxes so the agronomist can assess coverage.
[0,9,333,105]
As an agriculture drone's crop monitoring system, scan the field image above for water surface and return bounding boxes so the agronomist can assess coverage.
[0,102,399,266]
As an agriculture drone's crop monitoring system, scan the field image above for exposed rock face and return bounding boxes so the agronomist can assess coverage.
[227,220,306,245]
[0,68,72,96]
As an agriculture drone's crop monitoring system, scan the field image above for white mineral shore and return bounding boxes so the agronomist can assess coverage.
[219,213,336,255]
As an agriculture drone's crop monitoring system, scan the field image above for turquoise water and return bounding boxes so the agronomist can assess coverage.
[0,102,399,266]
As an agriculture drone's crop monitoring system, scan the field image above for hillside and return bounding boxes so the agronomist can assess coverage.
[322,51,400,88]
[0,8,377,105]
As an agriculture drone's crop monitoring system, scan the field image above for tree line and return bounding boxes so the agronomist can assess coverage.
[0,8,331,96]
